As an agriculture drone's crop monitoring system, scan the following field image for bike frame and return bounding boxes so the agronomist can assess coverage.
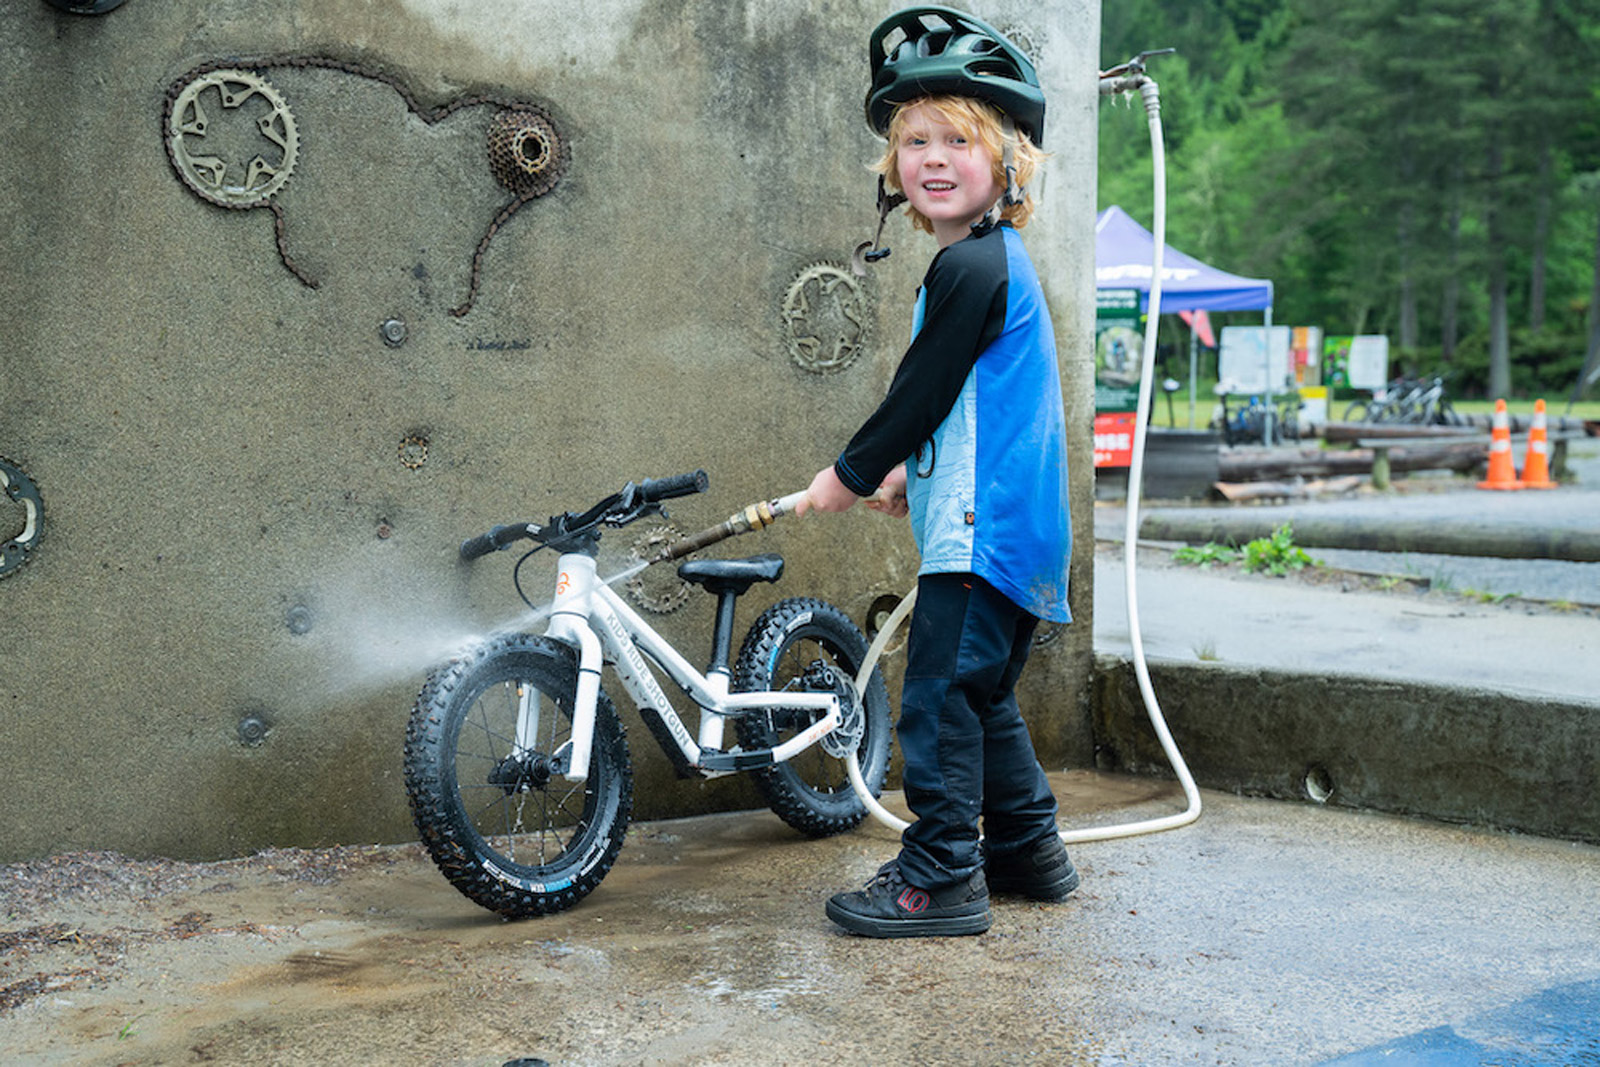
[540,551,842,783]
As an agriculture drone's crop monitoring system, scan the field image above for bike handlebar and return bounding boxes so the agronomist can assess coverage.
[640,469,709,503]
[458,470,711,561]
[460,523,534,561]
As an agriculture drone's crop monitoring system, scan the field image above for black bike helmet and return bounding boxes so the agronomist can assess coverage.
[866,6,1045,147]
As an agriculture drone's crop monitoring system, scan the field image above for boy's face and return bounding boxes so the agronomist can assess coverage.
[894,102,1002,248]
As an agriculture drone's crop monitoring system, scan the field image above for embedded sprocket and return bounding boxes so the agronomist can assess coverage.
[625,524,692,614]
[167,68,300,207]
[0,457,43,579]
[781,262,870,374]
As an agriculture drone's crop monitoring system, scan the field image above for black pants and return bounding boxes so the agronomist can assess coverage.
[895,572,1061,889]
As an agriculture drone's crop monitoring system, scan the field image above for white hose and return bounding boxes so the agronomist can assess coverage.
[845,75,1202,843]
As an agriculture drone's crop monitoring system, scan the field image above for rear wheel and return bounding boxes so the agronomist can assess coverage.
[1343,399,1375,423]
[734,598,891,836]
[404,634,632,918]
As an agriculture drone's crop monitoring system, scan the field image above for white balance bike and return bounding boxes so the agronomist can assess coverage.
[404,470,892,918]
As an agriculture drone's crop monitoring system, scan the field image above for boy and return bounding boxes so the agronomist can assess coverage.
[798,6,1078,938]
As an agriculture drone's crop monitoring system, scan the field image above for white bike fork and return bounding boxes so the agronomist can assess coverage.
[542,552,604,782]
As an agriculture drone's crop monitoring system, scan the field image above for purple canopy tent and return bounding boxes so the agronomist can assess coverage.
[1095,205,1273,313]
[1095,205,1275,428]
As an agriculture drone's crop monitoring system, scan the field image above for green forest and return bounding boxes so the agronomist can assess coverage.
[1097,0,1600,400]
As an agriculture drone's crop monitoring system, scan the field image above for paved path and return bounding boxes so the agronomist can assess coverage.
[1092,549,1599,706]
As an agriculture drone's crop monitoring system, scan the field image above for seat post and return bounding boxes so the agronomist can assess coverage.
[707,591,740,675]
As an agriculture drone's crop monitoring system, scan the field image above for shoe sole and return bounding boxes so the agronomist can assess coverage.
[824,899,992,939]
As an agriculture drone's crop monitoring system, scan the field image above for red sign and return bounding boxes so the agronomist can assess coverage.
[1094,412,1136,468]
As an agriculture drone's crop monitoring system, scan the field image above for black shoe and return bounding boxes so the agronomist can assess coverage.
[985,834,1080,901]
[825,860,991,938]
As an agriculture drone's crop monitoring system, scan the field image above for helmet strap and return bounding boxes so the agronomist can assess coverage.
[853,174,908,274]
[1000,115,1025,209]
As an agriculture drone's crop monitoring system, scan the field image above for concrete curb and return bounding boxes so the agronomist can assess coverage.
[1138,511,1600,562]
[1092,653,1600,845]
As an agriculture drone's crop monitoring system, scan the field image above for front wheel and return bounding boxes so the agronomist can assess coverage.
[404,634,633,918]
[733,598,892,837]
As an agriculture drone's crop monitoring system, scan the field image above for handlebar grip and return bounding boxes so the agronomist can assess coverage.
[459,524,528,561]
[640,469,709,503]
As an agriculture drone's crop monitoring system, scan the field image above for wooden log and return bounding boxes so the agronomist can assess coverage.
[1216,441,1484,482]
[1212,475,1364,502]
[1322,422,1484,443]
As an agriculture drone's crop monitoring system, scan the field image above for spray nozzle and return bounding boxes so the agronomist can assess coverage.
[648,490,809,565]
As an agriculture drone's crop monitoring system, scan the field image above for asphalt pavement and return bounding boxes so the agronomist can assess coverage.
[5,773,1599,1066]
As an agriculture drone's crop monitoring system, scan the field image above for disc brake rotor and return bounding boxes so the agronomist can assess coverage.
[806,660,865,759]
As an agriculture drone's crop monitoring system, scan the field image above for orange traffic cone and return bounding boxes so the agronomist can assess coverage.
[1477,398,1523,490]
[1518,398,1559,489]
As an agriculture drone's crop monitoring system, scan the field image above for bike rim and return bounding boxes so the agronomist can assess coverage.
[450,673,604,875]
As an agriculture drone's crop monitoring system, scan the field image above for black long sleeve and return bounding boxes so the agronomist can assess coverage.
[835,228,1009,496]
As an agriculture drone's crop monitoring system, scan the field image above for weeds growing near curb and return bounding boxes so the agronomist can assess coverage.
[1174,524,1318,577]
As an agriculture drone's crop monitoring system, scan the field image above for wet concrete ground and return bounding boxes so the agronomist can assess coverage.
[5,771,1599,1066]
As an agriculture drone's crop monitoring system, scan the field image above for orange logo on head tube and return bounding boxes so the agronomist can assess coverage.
[556,571,570,595]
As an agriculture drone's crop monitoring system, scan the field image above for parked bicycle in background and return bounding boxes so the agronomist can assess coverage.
[1343,375,1463,426]
[1211,381,1303,446]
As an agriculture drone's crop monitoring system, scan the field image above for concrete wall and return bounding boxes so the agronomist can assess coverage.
[0,0,1100,862]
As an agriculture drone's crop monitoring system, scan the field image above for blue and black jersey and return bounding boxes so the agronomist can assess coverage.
[834,221,1071,623]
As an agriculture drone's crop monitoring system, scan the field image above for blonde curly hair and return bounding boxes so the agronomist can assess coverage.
[871,94,1046,233]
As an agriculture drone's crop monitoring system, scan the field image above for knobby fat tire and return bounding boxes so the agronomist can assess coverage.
[404,634,633,917]
[732,597,892,836]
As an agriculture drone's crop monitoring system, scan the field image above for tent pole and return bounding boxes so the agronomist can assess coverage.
[1187,326,1198,428]
[1261,305,1275,445]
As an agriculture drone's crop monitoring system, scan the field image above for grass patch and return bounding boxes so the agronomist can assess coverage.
[1172,542,1239,568]
[1241,524,1319,576]
[1173,524,1319,577]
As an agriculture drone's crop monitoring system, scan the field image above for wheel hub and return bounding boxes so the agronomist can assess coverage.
[488,751,553,794]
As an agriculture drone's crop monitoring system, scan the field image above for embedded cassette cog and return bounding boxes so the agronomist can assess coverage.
[486,107,567,198]
[168,68,300,207]
[0,457,44,579]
